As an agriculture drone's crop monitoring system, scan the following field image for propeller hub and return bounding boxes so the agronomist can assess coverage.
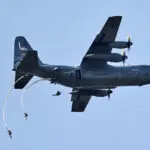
[122,55,128,61]
[107,89,112,99]
[107,89,113,94]
[130,41,133,46]
[128,41,133,47]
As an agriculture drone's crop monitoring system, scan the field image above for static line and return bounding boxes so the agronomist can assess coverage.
[20,79,48,112]
[20,90,26,112]
[20,78,51,115]
[3,76,24,129]
[26,78,50,89]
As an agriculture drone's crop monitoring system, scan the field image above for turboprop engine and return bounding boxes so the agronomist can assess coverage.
[90,89,113,98]
[70,89,113,98]
[85,53,128,63]
[109,41,132,49]
[109,37,133,50]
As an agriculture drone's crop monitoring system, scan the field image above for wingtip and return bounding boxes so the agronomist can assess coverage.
[109,16,122,19]
[109,16,122,18]
[15,36,26,41]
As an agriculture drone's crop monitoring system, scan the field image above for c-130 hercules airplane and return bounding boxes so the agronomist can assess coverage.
[13,16,149,112]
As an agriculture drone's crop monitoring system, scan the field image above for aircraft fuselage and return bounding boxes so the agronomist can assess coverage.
[32,64,150,89]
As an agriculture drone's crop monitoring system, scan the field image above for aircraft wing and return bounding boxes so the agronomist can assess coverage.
[71,89,91,112]
[81,16,122,69]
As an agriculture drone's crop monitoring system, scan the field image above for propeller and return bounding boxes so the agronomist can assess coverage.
[122,49,128,66]
[107,89,113,99]
[127,37,133,51]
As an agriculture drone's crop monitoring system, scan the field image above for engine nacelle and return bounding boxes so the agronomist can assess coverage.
[91,89,112,97]
[70,89,112,97]
[109,41,132,49]
[85,53,126,63]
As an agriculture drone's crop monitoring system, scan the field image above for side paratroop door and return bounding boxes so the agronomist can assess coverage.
[75,69,82,79]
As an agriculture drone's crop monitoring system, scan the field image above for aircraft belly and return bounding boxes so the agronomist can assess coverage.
[60,74,150,88]
[36,67,150,89]
[59,74,119,88]
[119,75,150,86]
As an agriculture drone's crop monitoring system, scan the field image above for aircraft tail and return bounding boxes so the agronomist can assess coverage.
[13,36,43,89]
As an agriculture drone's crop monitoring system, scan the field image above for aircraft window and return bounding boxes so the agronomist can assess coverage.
[128,71,132,74]
[67,72,73,77]
[143,66,149,68]
[95,72,106,75]
[69,72,73,76]
[76,69,81,79]
[132,69,139,72]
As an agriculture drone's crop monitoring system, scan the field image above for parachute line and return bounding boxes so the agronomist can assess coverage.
[20,78,51,118]
[3,75,25,130]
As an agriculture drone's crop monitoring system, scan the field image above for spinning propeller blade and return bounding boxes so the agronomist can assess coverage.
[127,36,133,51]
[122,49,128,66]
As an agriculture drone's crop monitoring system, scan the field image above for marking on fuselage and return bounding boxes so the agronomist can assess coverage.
[18,42,28,51]
[131,68,139,72]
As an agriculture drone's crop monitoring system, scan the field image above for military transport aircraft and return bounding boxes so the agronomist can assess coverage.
[13,16,149,112]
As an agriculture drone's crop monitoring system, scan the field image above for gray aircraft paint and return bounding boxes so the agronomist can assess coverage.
[31,64,150,88]
[13,16,148,112]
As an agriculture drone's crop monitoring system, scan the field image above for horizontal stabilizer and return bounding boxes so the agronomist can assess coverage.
[14,72,33,89]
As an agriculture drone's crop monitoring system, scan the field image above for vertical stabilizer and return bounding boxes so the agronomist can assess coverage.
[13,36,43,89]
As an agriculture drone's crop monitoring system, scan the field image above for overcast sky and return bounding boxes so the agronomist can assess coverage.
[1,0,150,150]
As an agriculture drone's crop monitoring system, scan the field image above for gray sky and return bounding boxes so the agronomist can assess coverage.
[1,0,150,150]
